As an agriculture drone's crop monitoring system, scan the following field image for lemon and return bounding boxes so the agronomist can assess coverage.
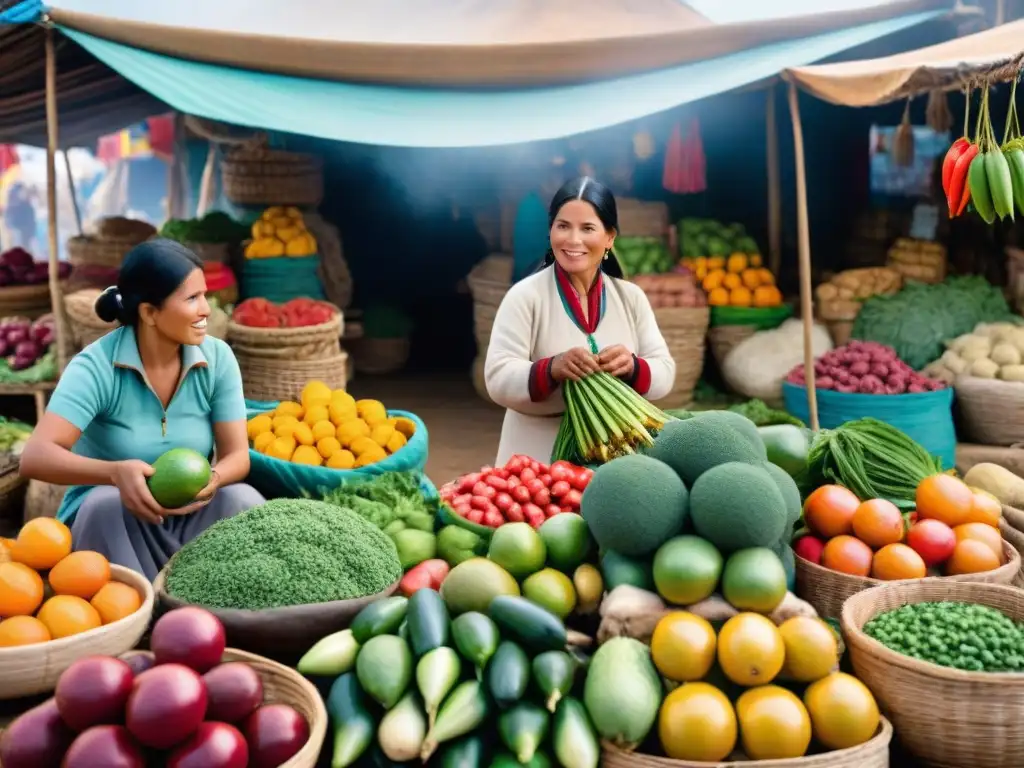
[717,613,785,687]
[779,617,839,683]
[522,568,576,619]
[293,445,323,466]
[331,389,356,408]
[311,420,336,442]
[328,401,357,426]
[392,417,417,439]
[266,437,296,461]
[804,672,880,750]
[246,414,272,439]
[336,419,371,447]
[301,380,332,409]
[317,436,342,459]
[292,422,315,447]
[349,436,378,457]
[736,685,812,759]
[385,431,407,454]
[370,423,395,449]
[356,399,387,427]
[355,445,386,467]
[304,405,330,426]
[271,414,298,433]
[253,432,276,453]
[326,449,356,469]
[275,401,304,419]
[658,682,737,762]
[651,611,717,682]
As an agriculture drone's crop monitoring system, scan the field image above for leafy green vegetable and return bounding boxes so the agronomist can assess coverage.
[317,471,435,532]
[728,399,805,427]
[159,210,248,244]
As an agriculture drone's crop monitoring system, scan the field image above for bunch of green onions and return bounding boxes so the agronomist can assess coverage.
[552,372,673,465]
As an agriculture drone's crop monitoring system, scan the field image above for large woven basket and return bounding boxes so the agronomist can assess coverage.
[349,336,411,375]
[651,306,709,409]
[0,564,153,699]
[0,282,58,319]
[842,580,1024,768]
[998,518,1024,588]
[708,324,757,367]
[617,198,670,238]
[467,254,513,350]
[601,718,892,768]
[795,542,1021,620]
[23,479,65,522]
[222,147,324,207]
[63,287,117,348]
[125,648,326,768]
[227,312,342,361]
[67,234,142,269]
[238,350,348,402]
[954,375,1024,447]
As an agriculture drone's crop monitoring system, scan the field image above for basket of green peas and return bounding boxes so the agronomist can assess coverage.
[842,580,1024,768]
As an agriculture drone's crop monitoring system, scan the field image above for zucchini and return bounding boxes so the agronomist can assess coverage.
[488,596,567,652]
[356,635,413,709]
[406,587,449,657]
[486,640,530,709]
[498,701,550,764]
[436,733,488,768]
[297,628,359,677]
[376,690,427,762]
[416,646,461,728]
[532,650,576,712]
[326,673,376,768]
[552,697,599,768]
[491,753,553,768]
[451,612,500,678]
[351,596,409,644]
[421,680,490,762]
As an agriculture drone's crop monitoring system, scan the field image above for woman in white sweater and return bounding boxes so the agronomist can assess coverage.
[485,177,676,465]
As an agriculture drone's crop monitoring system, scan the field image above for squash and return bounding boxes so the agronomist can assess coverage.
[285,232,318,257]
[963,463,1024,509]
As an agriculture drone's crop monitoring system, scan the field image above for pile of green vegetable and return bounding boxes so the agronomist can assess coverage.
[852,276,1020,370]
[159,211,248,244]
[164,499,403,610]
[0,415,33,459]
[864,602,1024,672]
[613,236,674,276]
[0,348,57,385]
[677,218,759,259]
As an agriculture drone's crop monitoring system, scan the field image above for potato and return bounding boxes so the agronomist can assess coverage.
[1000,364,1024,382]
[992,342,1022,367]
[970,358,1000,378]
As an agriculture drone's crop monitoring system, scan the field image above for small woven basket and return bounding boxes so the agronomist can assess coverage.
[617,198,670,238]
[954,375,1024,447]
[842,580,1024,768]
[708,324,758,367]
[67,234,143,269]
[0,282,59,319]
[350,337,411,375]
[222,146,324,207]
[795,542,1021,620]
[467,255,513,349]
[63,287,118,348]
[238,351,348,402]
[651,306,709,409]
[227,312,342,361]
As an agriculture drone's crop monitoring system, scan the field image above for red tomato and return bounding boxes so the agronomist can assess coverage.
[906,519,957,567]
[526,478,546,497]
[511,485,532,505]
[505,456,525,475]
[549,462,574,484]
[507,476,521,490]
[484,511,504,528]
[485,475,509,492]
[545,504,562,518]
[563,489,583,510]
[452,502,471,518]
[457,473,481,493]
[519,467,537,483]
[539,474,552,487]
[536,463,550,474]
[494,493,513,512]
[494,468,511,480]
[793,534,826,565]
[453,493,472,507]
[470,496,491,511]
[472,482,497,500]
[572,468,593,491]
[561,505,575,514]
[467,508,484,524]
[550,480,571,499]
[505,503,524,522]
[523,504,545,528]
[533,488,551,507]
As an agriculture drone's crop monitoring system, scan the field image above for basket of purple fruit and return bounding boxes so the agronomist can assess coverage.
[0,247,71,319]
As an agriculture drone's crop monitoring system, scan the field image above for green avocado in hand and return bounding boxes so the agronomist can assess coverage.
[147,448,212,508]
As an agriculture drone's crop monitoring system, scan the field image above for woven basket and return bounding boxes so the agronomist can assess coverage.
[823,319,854,346]
[350,337,411,375]
[238,351,348,402]
[23,479,65,522]
[708,324,757,367]
[124,648,326,768]
[601,718,893,768]
[0,564,153,699]
[0,282,58,319]
[954,375,1024,447]
[998,519,1024,588]
[222,148,324,207]
[67,235,142,269]
[617,198,670,238]
[468,255,513,348]
[227,312,342,361]
[842,580,1024,768]
[795,542,1021,620]
[63,288,117,348]
[184,240,231,264]
[0,468,26,534]
[652,306,709,409]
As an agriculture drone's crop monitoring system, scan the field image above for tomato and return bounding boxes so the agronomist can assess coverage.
[494,493,513,513]
[485,475,509,492]
[851,499,904,549]
[453,493,472,508]
[529,461,542,475]
[506,503,524,522]
[561,505,575,514]
[571,468,593,491]
[916,474,974,528]
[511,485,532,505]
[536,462,550,474]
[525,478,546,496]
[505,456,525,475]
[545,504,562,518]
[906,519,956,566]
[793,534,826,565]
[452,502,471,518]
[519,467,537,483]
[563,489,583,510]
[549,462,574,484]
[484,511,504,528]
[457,473,481,493]
[871,543,926,580]
[533,488,551,507]
[550,480,571,499]
[466,508,484,524]
[472,482,496,500]
[494,468,511,480]
[470,495,491,511]
[539,474,552,487]
[803,485,860,539]
[506,476,521,490]
[523,504,545,528]
[821,535,873,577]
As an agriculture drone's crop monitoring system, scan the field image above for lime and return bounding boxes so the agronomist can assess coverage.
[488,523,547,580]
[522,568,577,619]
[539,513,593,572]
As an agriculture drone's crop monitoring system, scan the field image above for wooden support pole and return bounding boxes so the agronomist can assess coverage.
[45,26,71,374]
[766,83,782,277]
[787,81,819,431]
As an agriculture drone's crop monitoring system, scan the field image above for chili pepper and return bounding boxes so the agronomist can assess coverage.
[1005,146,1024,217]
[942,137,970,199]
[969,152,997,223]
[986,150,1015,220]
[951,144,980,217]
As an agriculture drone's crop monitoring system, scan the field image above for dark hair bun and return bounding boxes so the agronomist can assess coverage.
[94,286,122,324]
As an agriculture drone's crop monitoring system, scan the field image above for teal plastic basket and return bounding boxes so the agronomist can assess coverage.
[241,255,326,303]
[710,304,793,329]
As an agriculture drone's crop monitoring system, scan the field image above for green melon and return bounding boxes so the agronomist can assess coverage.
[147,448,212,508]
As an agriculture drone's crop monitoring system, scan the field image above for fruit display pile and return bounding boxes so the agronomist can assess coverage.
[231,297,337,328]
[613,237,675,276]
[628,272,706,309]
[0,607,311,768]
[0,247,71,286]
[0,314,57,377]
[244,206,318,259]
[922,321,1024,383]
[0,519,145,646]
[677,218,759,260]
[786,340,947,394]
[688,253,784,309]
[246,381,415,468]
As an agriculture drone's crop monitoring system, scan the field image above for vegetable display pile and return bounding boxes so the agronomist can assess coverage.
[677,218,759,260]
[695,254,783,309]
[0,607,311,768]
[158,211,248,244]
[244,206,318,259]
[726,398,806,427]
[232,296,337,328]
[786,340,946,394]
[629,272,706,309]
[0,414,32,458]
[851,276,1017,370]
[614,236,675,276]
[885,238,946,284]
[815,267,902,319]
[0,247,71,286]
[164,499,403,610]
[922,321,1024,383]
[864,602,1024,672]
[552,372,673,465]
[0,314,56,373]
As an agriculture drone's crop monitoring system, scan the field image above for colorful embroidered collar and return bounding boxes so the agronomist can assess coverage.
[553,264,607,345]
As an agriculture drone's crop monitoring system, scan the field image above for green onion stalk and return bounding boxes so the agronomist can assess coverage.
[551,371,674,465]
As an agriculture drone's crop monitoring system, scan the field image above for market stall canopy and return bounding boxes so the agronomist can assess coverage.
[785,18,1024,106]
[57,10,944,148]
[47,0,949,86]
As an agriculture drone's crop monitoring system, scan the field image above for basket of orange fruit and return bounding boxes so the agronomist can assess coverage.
[0,518,154,699]
[793,476,1020,619]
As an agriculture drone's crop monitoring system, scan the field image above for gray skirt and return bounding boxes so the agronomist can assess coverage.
[70,483,266,581]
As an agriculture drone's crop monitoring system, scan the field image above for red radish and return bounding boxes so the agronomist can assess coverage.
[452,502,471,518]
[545,504,562,518]
[533,488,551,507]
[523,504,545,528]
[472,482,496,499]
[506,475,521,489]
[0,699,75,768]
[466,508,484,524]
[907,519,957,566]
[550,480,571,499]
[563,489,583,510]
[561,505,575,514]
[485,475,509,491]
[56,655,135,731]
[549,462,574,484]
[526,478,545,497]
[540,474,552,486]
[494,493,513,513]
[243,704,310,768]
[150,607,226,673]
[484,510,504,528]
[203,663,264,724]
[520,467,537,483]
[506,503,524,522]
[793,534,826,565]
[126,664,208,750]
[167,722,248,768]
[63,725,145,768]
[512,485,531,505]
[470,496,491,511]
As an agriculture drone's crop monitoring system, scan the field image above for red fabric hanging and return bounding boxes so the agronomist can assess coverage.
[663,119,706,195]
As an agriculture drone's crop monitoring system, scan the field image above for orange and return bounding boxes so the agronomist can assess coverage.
[90,581,142,624]
[821,536,873,577]
[0,562,45,617]
[0,615,51,647]
[851,499,904,549]
[0,537,13,551]
[48,551,111,600]
[804,486,860,539]
[953,523,1004,563]
[871,543,926,580]
[916,474,974,529]
[11,518,72,571]
[964,491,1002,528]
[36,595,102,639]
[946,539,1001,576]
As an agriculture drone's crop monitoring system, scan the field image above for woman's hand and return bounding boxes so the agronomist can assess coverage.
[552,347,600,382]
[598,345,635,378]
[164,470,220,517]
[110,460,165,525]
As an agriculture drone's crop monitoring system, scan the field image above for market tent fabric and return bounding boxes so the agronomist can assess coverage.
[0,0,40,24]
[48,0,948,86]
[786,18,1024,106]
[61,11,942,149]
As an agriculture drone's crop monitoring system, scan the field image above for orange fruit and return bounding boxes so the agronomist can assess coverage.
[946,539,1001,576]
[90,582,142,625]
[0,561,45,618]
[821,536,873,577]
[871,543,926,580]
[953,523,1005,563]
[48,551,111,600]
[964,491,1002,528]
[36,595,102,639]
[11,518,72,571]
[0,615,52,646]
[851,499,905,549]
[803,485,861,539]
[916,474,974,529]
[0,537,14,551]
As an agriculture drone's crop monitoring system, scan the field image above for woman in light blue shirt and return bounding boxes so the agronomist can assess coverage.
[19,239,265,580]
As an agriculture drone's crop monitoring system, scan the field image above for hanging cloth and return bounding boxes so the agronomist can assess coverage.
[663,119,707,195]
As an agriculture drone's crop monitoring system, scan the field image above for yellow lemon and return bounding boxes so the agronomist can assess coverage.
[292,445,323,466]
[330,389,356,408]
[803,672,880,751]
[658,683,737,762]
[736,685,812,760]
[651,611,717,682]
[779,617,840,683]
[392,417,417,439]
[717,613,785,687]
[316,436,342,459]
[356,399,387,427]
[246,414,272,439]
[266,437,296,461]
[328,401,357,426]
[304,405,330,427]
[252,432,276,453]
[292,422,315,447]
[370,423,395,449]
[311,420,336,442]
[355,445,387,467]
[349,436,378,457]
[274,421,300,439]
[300,380,332,409]
[385,431,407,454]
[336,419,371,447]
[275,401,304,419]
[271,414,298,432]
[326,449,356,469]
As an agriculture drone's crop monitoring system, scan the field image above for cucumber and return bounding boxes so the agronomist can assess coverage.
[397,620,409,643]
[486,640,530,709]
[406,587,449,657]
[498,701,550,764]
[552,697,600,768]
[451,612,500,678]
[420,680,490,762]
[488,596,567,652]
[532,650,576,712]
[436,733,488,768]
[326,673,376,768]
[491,752,553,768]
[356,635,413,709]
[297,628,360,677]
[351,596,409,644]
[416,646,461,728]
[377,690,427,762]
